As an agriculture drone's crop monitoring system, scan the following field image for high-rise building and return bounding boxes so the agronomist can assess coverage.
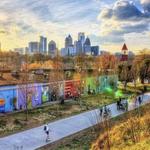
[84,37,91,55]
[48,40,57,57]
[78,32,85,53]
[74,40,82,55]
[28,42,39,54]
[39,36,47,54]
[78,32,85,44]
[65,35,73,48]
[91,46,99,56]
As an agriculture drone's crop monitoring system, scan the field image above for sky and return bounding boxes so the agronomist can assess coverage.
[0,0,150,53]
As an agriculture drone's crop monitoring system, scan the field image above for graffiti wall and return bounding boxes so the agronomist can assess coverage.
[42,85,50,103]
[85,77,97,94]
[98,75,118,93]
[0,75,118,113]
[64,80,80,99]
[17,84,42,110]
[0,86,16,112]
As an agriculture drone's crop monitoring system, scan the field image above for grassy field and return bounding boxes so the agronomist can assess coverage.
[55,103,150,150]
[0,93,116,137]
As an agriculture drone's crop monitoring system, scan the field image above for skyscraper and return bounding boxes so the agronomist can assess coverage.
[28,42,39,54]
[74,40,82,55]
[78,32,85,53]
[65,35,73,48]
[48,40,57,57]
[78,32,85,43]
[84,37,91,55]
[39,36,47,54]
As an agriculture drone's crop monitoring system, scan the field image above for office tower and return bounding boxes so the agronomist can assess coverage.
[91,46,99,56]
[74,40,82,55]
[78,32,85,44]
[84,37,91,55]
[28,42,39,54]
[61,48,68,57]
[48,40,57,57]
[65,35,73,48]
[39,36,47,54]
[78,32,85,53]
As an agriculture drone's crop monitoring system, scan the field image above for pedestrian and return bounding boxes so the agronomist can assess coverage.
[104,105,107,114]
[117,100,120,110]
[125,100,128,111]
[99,106,103,116]
[138,96,142,105]
[44,124,51,142]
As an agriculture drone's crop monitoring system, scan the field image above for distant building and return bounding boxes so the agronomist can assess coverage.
[28,42,39,54]
[84,37,91,55]
[120,43,128,61]
[78,32,85,52]
[65,35,73,48]
[100,50,110,55]
[48,40,57,57]
[68,46,76,56]
[14,48,25,55]
[39,36,47,54]
[61,48,68,57]
[115,52,122,60]
[74,40,82,55]
[128,51,135,59]
[91,46,99,56]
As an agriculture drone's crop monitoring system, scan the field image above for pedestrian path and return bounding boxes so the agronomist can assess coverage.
[0,93,150,150]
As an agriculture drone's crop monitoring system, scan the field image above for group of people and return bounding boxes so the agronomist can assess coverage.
[43,95,143,143]
[99,105,111,118]
[117,98,128,111]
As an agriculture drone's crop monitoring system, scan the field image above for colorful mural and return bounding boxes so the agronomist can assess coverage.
[42,85,50,103]
[0,86,16,112]
[64,80,80,99]
[85,77,96,94]
[0,75,118,113]
[17,84,42,110]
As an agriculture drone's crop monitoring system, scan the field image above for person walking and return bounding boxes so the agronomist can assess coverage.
[99,106,103,117]
[138,96,142,105]
[44,124,51,142]
[125,100,128,111]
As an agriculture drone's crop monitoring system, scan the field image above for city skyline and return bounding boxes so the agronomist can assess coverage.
[0,0,150,53]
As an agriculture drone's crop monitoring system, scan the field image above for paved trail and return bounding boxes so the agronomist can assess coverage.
[0,93,150,150]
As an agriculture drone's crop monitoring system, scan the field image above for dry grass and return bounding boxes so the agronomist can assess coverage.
[91,104,150,150]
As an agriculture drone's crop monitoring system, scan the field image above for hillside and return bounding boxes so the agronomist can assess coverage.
[91,104,150,150]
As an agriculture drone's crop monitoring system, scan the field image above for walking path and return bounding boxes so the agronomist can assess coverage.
[0,93,150,150]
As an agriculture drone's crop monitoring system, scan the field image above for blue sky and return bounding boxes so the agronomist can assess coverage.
[0,0,150,53]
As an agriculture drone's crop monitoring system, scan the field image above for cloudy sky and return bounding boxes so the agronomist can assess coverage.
[0,0,150,53]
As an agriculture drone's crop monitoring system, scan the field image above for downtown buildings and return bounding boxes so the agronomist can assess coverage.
[14,32,100,57]
[27,36,57,57]
[61,32,99,57]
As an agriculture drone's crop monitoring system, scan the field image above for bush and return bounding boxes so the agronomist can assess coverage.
[0,119,7,128]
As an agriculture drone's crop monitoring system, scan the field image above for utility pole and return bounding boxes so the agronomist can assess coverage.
[25,53,28,121]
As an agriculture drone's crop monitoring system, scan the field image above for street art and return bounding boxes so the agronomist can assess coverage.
[42,85,49,103]
[64,80,80,99]
[85,77,96,95]
[17,84,42,110]
[0,86,16,112]
[0,75,118,113]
